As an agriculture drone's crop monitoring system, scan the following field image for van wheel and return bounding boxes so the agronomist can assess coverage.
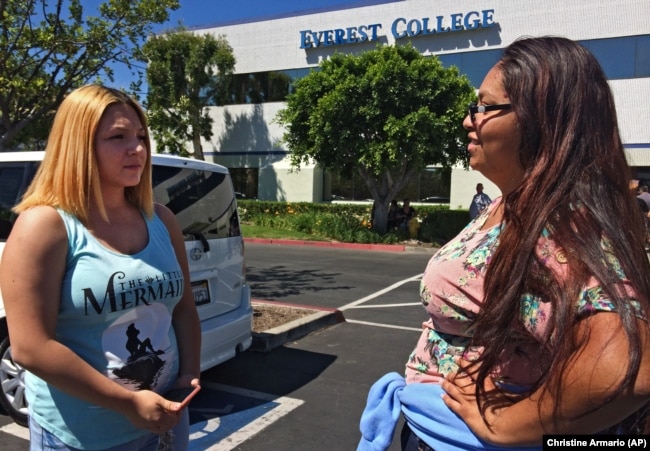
[0,336,28,427]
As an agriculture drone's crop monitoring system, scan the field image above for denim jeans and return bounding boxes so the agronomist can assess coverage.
[401,422,435,451]
[29,408,190,451]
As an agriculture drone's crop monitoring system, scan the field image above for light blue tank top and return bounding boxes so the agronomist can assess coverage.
[26,210,183,449]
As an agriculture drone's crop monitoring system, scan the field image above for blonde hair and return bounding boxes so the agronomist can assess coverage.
[15,84,154,223]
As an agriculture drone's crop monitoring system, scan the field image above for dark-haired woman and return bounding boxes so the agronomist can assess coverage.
[358,36,650,450]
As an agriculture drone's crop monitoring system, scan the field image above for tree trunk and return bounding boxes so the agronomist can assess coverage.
[372,201,389,234]
[192,133,205,161]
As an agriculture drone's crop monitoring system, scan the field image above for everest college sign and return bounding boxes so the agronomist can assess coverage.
[299,9,496,49]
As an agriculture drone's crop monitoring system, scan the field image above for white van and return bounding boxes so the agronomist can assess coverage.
[0,151,252,426]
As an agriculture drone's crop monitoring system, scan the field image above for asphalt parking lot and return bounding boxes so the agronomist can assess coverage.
[203,241,434,450]
[0,241,435,450]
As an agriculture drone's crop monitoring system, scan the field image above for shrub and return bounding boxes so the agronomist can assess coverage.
[419,209,471,245]
[237,200,468,245]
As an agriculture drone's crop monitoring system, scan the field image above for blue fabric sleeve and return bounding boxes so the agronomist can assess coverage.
[358,372,542,451]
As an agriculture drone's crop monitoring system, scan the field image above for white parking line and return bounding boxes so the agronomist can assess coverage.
[1,276,424,448]
[197,382,304,451]
[344,319,421,331]
[338,273,423,311]
[1,382,303,450]
[337,273,424,330]
[0,421,29,440]
[347,302,421,308]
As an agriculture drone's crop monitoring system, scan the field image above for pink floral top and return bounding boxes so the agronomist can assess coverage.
[405,198,639,391]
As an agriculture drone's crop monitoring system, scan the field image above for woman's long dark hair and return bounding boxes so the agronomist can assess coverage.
[470,36,650,431]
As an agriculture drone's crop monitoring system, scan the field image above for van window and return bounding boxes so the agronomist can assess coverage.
[0,154,251,427]
[152,165,241,240]
[0,162,38,241]
[0,162,242,242]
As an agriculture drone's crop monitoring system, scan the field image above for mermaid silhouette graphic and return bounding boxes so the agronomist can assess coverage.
[112,322,166,389]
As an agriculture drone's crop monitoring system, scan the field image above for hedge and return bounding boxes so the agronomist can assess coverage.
[237,200,470,246]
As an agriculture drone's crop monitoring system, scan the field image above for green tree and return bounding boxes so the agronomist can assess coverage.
[276,44,475,234]
[142,30,235,160]
[0,0,179,151]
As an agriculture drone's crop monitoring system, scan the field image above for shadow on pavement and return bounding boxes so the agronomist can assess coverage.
[202,346,337,396]
[246,264,354,299]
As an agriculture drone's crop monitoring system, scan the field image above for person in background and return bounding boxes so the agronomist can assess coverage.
[396,198,417,232]
[358,36,650,451]
[0,85,201,450]
[387,199,400,231]
[469,183,492,219]
[637,184,650,209]
[631,180,649,223]
[633,182,650,250]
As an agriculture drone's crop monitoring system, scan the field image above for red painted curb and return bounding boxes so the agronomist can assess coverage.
[243,238,405,252]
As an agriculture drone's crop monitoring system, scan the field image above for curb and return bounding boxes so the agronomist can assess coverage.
[250,300,345,352]
[244,238,438,253]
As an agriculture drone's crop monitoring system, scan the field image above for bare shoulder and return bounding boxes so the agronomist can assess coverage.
[153,203,189,268]
[2,206,68,274]
[154,202,174,221]
[154,203,181,236]
[8,206,67,245]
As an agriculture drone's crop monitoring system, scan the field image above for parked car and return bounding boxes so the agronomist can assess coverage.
[0,151,252,426]
[418,196,450,204]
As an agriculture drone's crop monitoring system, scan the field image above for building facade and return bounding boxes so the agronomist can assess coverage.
[191,0,650,208]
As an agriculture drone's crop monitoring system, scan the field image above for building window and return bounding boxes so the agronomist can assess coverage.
[327,167,451,202]
[634,35,650,77]
[442,34,650,87]
[229,168,259,199]
[211,35,649,107]
[577,35,650,78]
[224,68,312,105]
[634,167,650,189]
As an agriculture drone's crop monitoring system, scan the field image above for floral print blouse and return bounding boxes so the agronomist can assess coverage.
[404,198,639,391]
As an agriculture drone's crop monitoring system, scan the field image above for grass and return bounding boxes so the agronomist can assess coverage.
[240,224,330,241]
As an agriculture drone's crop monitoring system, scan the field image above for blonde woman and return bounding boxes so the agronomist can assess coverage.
[0,85,201,450]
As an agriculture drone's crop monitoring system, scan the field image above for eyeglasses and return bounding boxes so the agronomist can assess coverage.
[468,102,512,123]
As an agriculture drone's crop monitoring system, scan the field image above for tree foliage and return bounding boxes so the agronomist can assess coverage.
[0,0,179,151]
[142,30,235,160]
[275,44,475,233]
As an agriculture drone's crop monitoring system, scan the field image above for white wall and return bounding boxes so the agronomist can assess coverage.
[612,78,650,165]
[198,0,649,73]
[450,168,500,211]
[189,0,649,205]
[258,163,323,202]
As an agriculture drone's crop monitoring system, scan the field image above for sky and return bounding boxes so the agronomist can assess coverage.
[164,0,394,30]
[101,0,397,92]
